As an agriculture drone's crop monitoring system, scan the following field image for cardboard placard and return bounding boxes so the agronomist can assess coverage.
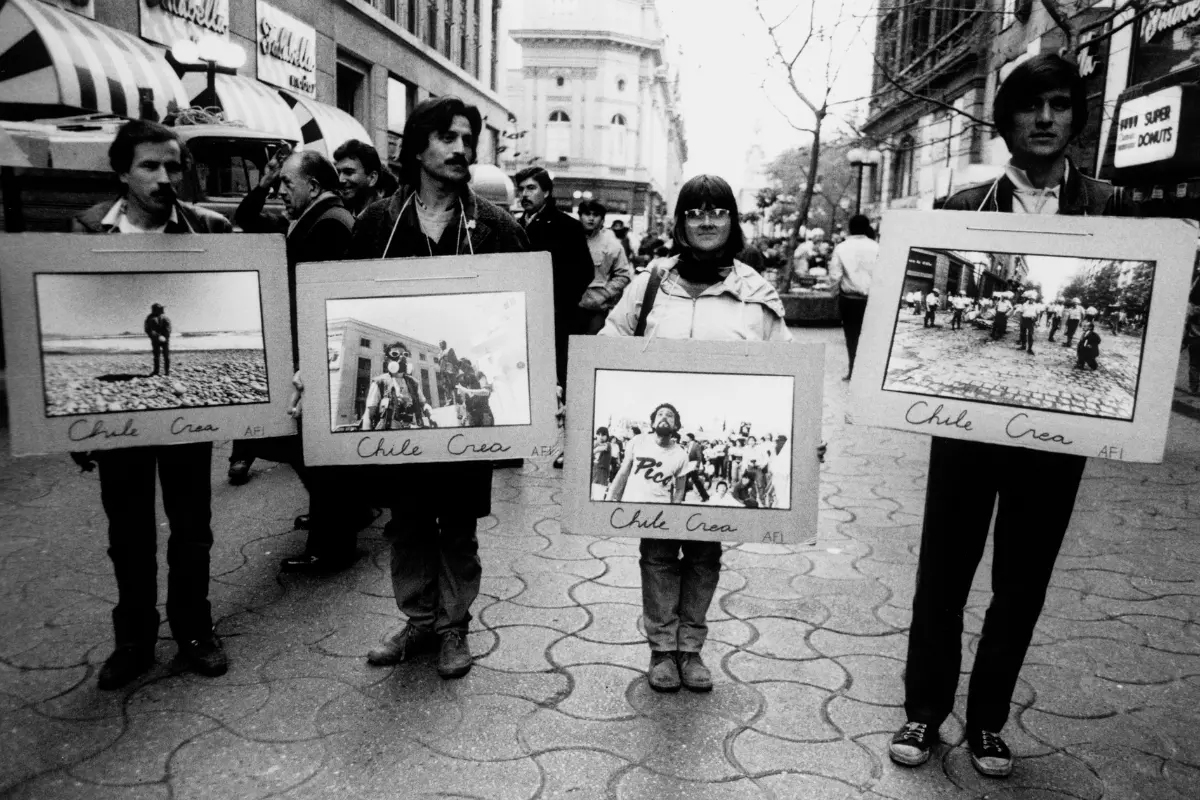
[1,233,297,455]
[296,252,558,465]
[850,211,1197,462]
[562,337,823,544]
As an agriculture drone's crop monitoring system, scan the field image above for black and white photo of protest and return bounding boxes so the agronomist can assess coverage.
[36,272,269,417]
[884,248,1154,421]
[325,291,531,432]
[592,369,794,509]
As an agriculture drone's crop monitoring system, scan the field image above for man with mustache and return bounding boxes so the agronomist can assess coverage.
[71,119,232,689]
[606,403,689,504]
[345,96,528,680]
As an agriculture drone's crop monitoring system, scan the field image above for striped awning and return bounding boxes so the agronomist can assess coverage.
[182,72,302,142]
[0,0,189,121]
[278,90,372,158]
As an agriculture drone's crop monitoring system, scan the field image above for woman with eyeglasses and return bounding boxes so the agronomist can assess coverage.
[599,174,793,694]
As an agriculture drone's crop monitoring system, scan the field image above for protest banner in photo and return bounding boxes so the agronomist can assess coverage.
[1,234,296,455]
[850,210,1196,462]
[296,252,558,465]
[562,336,823,544]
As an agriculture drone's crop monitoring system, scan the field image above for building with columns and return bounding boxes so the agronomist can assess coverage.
[502,0,687,234]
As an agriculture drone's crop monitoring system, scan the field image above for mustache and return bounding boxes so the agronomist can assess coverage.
[445,156,469,167]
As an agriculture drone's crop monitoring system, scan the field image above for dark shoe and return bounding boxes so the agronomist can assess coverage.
[279,552,359,574]
[647,651,681,693]
[437,630,472,679]
[678,651,713,692]
[178,635,228,677]
[968,728,1013,777]
[367,624,438,665]
[889,720,938,766]
[552,453,564,469]
[227,460,250,485]
[293,514,310,530]
[97,646,154,690]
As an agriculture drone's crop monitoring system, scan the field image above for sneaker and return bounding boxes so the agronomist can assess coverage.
[227,460,250,485]
[647,651,681,693]
[889,720,938,766]
[97,646,154,690]
[178,635,228,677]
[968,728,1013,777]
[678,651,713,692]
[367,624,438,666]
[437,630,472,679]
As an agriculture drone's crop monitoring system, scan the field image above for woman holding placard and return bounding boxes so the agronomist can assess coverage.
[598,174,792,693]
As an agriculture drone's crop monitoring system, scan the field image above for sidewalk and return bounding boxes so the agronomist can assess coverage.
[1,329,1198,799]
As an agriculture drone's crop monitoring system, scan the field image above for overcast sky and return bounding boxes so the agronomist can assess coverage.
[37,272,263,336]
[593,369,794,437]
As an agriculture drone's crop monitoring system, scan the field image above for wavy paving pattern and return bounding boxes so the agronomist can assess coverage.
[2,336,1199,799]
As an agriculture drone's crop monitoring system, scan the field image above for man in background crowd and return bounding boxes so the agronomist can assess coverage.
[334,139,392,218]
[577,199,633,334]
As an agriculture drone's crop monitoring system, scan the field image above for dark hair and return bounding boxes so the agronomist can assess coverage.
[993,53,1087,144]
[650,402,682,429]
[290,150,340,193]
[376,167,399,197]
[847,214,874,238]
[596,426,609,437]
[513,166,553,196]
[578,198,606,216]
[397,96,482,187]
[670,174,745,260]
[109,119,191,175]
[332,139,383,176]
[715,480,728,491]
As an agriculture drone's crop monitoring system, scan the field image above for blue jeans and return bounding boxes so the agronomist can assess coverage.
[640,539,722,653]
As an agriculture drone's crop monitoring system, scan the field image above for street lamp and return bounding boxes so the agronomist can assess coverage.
[846,147,883,214]
[171,36,246,109]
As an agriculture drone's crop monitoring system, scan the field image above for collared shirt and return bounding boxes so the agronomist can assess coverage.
[100,197,177,233]
[1004,160,1069,216]
[828,234,879,297]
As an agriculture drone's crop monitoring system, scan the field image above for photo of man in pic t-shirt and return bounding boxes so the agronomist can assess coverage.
[606,402,689,504]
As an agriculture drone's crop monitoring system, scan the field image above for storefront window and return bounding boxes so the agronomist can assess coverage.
[1132,13,1200,84]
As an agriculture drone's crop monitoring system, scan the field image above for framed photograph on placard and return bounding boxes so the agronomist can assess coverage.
[0,233,297,456]
[849,211,1197,462]
[296,252,558,466]
[562,336,823,544]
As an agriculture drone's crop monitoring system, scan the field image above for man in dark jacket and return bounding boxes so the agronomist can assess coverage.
[229,149,361,572]
[346,96,528,680]
[889,54,1127,779]
[144,303,172,376]
[513,166,593,390]
[71,119,231,689]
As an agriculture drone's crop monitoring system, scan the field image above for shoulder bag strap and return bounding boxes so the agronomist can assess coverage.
[634,266,665,337]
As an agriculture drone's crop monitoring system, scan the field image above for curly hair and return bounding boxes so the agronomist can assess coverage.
[649,402,682,430]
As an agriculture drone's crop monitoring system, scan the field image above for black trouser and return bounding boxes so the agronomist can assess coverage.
[1049,318,1060,341]
[924,307,937,327]
[838,294,867,373]
[904,438,1085,733]
[1064,318,1080,345]
[150,337,170,375]
[950,309,963,330]
[96,442,213,647]
[1017,317,1035,351]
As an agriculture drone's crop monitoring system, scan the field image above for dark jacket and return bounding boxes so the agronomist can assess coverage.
[73,198,233,234]
[520,205,594,333]
[943,160,1123,216]
[144,313,172,339]
[236,186,355,365]
[347,184,529,519]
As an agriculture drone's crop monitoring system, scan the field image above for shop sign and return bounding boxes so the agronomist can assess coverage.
[1114,86,1182,168]
[906,249,937,275]
[256,1,316,98]
[140,0,229,47]
[1141,0,1200,43]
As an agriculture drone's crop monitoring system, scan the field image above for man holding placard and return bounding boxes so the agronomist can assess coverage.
[889,54,1129,779]
[346,96,528,680]
[70,120,232,689]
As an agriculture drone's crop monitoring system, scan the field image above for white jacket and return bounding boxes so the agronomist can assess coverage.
[828,235,879,298]
[599,257,793,342]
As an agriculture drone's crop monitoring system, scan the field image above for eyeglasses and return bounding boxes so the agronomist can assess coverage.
[683,208,731,221]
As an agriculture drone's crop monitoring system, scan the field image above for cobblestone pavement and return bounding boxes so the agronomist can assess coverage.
[2,328,1199,799]
[885,312,1145,420]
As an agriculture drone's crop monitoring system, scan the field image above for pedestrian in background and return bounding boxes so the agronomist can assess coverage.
[578,198,633,334]
[923,289,940,328]
[827,214,878,380]
[600,174,793,694]
[143,303,171,376]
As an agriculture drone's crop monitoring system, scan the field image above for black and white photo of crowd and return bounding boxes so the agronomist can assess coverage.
[35,272,269,417]
[325,291,531,432]
[591,369,795,509]
[883,249,1154,421]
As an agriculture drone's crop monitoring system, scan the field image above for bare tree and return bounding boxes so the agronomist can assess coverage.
[753,0,869,292]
